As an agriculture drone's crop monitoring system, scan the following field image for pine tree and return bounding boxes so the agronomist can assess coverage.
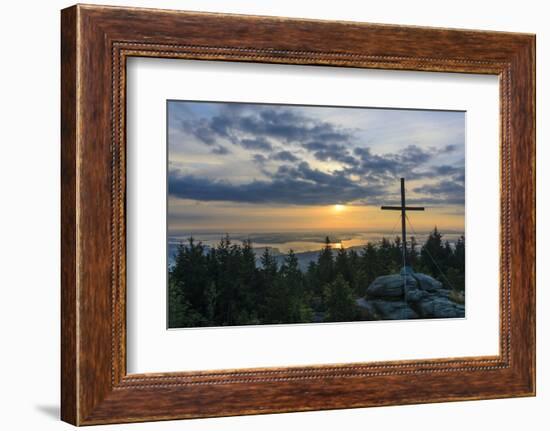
[448,235,465,292]
[260,248,281,323]
[324,274,357,322]
[444,240,453,265]
[421,227,446,279]
[409,236,419,267]
[279,250,311,323]
[169,237,209,324]
[305,260,322,311]
[335,246,351,284]
[393,236,403,268]
[361,242,380,286]
[317,236,334,286]
[168,278,203,328]
[213,235,242,325]
[204,281,217,323]
[378,237,397,273]
[236,239,258,320]
[347,249,363,295]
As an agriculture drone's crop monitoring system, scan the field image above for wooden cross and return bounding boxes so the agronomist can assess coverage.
[381,178,424,269]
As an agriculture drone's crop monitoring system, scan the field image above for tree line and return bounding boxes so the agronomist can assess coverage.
[168,227,465,328]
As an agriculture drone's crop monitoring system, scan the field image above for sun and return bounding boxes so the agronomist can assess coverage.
[333,204,345,212]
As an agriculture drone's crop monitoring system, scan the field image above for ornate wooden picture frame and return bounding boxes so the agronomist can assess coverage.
[61,4,535,425]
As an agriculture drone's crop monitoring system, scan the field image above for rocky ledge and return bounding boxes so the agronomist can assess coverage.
[356,266,465,320]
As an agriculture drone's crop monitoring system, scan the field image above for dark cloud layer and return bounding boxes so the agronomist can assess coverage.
[169,161,378,206]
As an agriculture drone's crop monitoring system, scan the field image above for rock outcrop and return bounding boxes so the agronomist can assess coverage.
[357,266,464,320]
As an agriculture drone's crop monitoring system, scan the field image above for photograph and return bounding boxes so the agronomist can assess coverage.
[167,101,466,328]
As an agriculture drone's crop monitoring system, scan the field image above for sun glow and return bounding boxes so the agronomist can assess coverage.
[333,204,345,213]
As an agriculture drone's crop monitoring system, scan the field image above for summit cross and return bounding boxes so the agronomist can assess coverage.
[381,178,425,269]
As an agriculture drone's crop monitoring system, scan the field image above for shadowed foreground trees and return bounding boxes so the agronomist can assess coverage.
[169,228,465,328]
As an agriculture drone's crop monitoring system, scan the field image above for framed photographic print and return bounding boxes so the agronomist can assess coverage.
[164,100,466,330]
[61,4,535,425]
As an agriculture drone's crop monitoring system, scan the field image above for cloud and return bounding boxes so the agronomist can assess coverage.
[433,165,463,177]
[178,104,355,154]
[211,145,231,155]
[303,141,357,165]
[179,118,218,146]
[240,137,273,151]
[413,180,465,205]
[252,154,268,164]
[169,161,378,206]
[272,150,299,162]
[399,144,432,165]
[347,145,453,186]
[441,144,458,153]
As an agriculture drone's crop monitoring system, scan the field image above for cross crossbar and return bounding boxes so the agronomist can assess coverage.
[381,206,425,211]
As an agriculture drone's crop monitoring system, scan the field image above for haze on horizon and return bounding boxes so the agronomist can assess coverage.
[167,101,465,240]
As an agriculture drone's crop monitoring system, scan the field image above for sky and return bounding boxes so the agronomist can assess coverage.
[167,100,465,238]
